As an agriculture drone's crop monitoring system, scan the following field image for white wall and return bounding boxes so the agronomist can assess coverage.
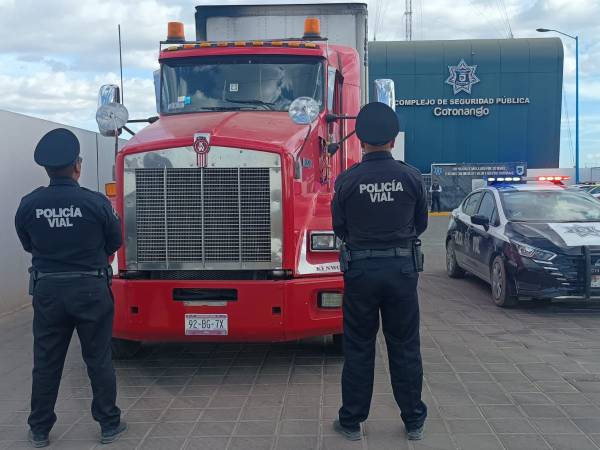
[0,110,121,314]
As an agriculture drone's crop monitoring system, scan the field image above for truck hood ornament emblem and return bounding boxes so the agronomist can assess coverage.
[193,133,211,167]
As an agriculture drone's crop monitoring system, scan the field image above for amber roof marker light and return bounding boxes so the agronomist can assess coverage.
[303,18,321,39]
[167,22,185,43]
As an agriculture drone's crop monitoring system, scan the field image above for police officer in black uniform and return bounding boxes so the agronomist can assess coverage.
[14,129,127,447]
[332,103,428,441]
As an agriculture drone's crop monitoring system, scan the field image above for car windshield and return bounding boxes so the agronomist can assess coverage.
[500,190,600,222]
[161,55,324,114]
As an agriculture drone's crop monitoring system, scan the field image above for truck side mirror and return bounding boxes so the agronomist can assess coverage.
[374,79,396,111]
[96,85,129,137]
[288,97,320,125]
[96,103,129,138]
[98,84,121,107]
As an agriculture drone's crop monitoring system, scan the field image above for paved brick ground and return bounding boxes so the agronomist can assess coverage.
[2,217,600,449]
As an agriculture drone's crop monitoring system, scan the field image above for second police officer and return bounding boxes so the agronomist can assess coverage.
[15,129,127,447]
[332,102,428,441]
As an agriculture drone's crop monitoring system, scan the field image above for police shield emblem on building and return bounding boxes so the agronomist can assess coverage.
[193,133,211,168]
[446,59,480,95]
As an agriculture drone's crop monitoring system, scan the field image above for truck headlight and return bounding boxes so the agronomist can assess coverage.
[310,232,340,252]
[512,241,556,262]
[318,292,343,308]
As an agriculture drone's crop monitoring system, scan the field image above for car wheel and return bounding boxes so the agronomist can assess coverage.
[332,334,344,355]
[490,256,517,307]
[446,239,466,278]
[111,338,141,359]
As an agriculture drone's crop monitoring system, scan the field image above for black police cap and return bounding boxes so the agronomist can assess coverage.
[34,128,80,168]
[355,102,400,146]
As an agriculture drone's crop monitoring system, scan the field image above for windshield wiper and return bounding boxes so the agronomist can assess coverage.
[195,106,257,111]
[224,99,276,110]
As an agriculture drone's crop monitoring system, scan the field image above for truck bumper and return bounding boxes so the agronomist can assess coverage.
[111,276,343,342]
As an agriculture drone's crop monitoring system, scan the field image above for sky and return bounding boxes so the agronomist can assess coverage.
[0,0,598,168]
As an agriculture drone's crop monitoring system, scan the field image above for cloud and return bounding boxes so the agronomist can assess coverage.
[0,69,155,132]
[1,0,600,168]
[0,0,186,72]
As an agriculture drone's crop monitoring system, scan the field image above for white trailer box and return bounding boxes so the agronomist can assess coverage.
[194,3,369,104]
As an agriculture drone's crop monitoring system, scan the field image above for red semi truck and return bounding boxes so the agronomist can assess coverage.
[95,3,395,357]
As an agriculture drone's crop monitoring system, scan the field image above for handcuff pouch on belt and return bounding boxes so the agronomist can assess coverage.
[339,242,350,273]
[28,267,36,296]
[412,239,424,273]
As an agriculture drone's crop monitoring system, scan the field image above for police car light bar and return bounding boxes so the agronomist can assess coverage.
[486,175,570,185]
[487,177,522,182]
[535,175,570,181]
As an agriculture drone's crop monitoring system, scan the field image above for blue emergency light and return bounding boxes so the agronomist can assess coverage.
[486,176,523,184]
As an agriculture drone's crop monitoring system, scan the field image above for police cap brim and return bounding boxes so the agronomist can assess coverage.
[355,102,400,146]
[34,128,80,168]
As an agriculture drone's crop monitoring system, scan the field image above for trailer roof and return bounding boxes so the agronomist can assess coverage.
[194,3,367,15]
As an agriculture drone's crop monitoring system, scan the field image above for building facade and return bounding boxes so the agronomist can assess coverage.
[369,38,564,173]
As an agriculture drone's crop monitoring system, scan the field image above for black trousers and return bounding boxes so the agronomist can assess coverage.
[29,277,120,434]
[431,193,441,212]
[338,257,427,431]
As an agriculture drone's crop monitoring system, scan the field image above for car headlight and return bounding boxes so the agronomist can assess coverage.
[310,232,341,252]
[512,241,556,262]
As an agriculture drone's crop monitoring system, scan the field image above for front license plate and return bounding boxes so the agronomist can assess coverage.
[592,276,600,289]
[185,314,228,336]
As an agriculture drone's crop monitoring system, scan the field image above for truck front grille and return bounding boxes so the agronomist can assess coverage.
[135,167,272,266]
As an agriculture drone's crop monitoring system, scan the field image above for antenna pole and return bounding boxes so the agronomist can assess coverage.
[405,0,413,41]
[118,24,124,105]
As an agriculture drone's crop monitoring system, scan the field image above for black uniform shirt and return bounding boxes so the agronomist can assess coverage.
[15,177,122,272]
[331,151,428,250]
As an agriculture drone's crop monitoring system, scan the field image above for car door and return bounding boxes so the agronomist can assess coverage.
[468,191,497,281]
[454,191,483,270]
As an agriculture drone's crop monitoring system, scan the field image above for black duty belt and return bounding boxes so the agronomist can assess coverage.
[29,268,113,295]
[348,247,413,261]
[35,269,110,280]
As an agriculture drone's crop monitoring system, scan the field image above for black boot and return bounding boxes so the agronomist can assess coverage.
[28,430,49,448]
[100,421,128,444]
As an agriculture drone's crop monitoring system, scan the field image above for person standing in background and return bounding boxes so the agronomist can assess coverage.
[430,181,442,212]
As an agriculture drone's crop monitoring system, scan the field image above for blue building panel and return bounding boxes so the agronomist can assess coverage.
[369,38,564,173]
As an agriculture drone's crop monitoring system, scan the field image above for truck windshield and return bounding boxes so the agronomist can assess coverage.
[161,55,324,114]
[500,190,600,222]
